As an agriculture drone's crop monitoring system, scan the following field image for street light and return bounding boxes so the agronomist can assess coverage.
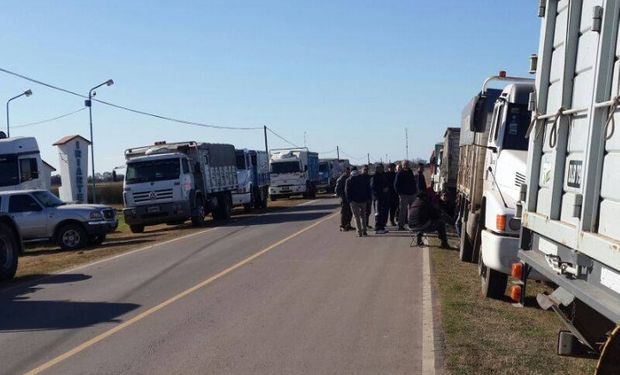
[6,89,33,137]
[85,79,114,203]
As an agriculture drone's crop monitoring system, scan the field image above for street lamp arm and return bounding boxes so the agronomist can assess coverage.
[89,79,114,97]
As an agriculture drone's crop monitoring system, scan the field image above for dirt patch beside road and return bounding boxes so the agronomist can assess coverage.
[14,197,317,283]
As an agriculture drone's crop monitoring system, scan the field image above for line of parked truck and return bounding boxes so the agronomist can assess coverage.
[429,1,620,369]
[0,133,349,281]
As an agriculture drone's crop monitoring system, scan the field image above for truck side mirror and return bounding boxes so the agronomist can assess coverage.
[470,94,487,133]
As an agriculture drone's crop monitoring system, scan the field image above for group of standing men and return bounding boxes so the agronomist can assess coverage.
[335,160,427,237]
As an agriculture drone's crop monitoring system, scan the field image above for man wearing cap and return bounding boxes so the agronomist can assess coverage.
[345,166,371,237]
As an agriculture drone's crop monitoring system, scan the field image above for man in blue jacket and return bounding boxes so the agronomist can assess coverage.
[345,166,372,237]
[394,160,417,230]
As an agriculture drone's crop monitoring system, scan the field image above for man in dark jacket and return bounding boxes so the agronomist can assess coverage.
[371,163,390,234]
[345,166,372,237]
[416,162,427,192]
[336,167,354,231]
[361,165,373,229]
[408,190,449,248]
[385,163,398,226]
[394,160,417,230]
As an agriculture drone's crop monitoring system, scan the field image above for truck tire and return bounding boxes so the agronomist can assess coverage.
[270,195,277,202]
[88,234,106,245]
[260,187,269,209]
[459,225,474,262]
[130,224,145,234]
[191,196,206,226]
[0,222,19,281]
[213,193,232,221]
[598,326,620,375]
[57,223,87,250]
[480,255,508,300]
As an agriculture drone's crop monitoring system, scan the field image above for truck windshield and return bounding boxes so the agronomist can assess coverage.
[0,155,19,187]
[319,163,329,173]
[235,153,246,170]
[271,161,300,174]
[32,190,65,207]
[126,159,181,184]
[502,104,531,151]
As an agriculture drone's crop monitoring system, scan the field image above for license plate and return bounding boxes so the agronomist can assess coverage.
[147,206,160,213]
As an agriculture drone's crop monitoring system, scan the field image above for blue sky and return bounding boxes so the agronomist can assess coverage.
[1,1,540,172]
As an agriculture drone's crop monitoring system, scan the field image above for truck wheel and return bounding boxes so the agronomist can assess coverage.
[130,225,145,234]
[270,195,277,202]
[213,193,232,221]
[597,326,620,375]
[480,257,508,300]
[260,187,269,208]
[459,225,473,262]
[88,235,106,245]
[57,223,87,250]
[191,197,206,226]
[0,222,19,281]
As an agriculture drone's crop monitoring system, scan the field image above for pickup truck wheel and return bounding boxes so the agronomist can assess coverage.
[88,235,106,245]
[130,225,145,234]
[0,223,19,281]
[57,223,87,250]
[480,258,508,300]
[191,197,206,226]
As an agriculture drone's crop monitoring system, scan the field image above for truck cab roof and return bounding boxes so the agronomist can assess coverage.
[126,152,185,163]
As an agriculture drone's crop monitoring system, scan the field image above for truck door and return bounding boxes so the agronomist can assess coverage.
[8,194,47,239]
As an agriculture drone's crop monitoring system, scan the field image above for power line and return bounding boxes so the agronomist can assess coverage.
[266,127,301,148]
[0,67,263,131]
[12,107,86,129]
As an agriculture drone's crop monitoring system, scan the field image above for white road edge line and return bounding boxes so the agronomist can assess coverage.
[1,198,321,294]
[422,246,437,375]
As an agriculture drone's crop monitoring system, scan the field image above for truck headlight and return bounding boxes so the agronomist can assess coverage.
[89,211,104,220]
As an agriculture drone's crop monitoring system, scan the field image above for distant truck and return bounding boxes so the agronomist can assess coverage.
[232,149,270,210]
[269,148,319,200]
[0,134,45,192]
[318,158,349,193]
[430,142,443,193]
[455,72,535,299]
[0,213,22,281]
[439,127,460,205]
[123,141,237,233]
[515,1,620,368]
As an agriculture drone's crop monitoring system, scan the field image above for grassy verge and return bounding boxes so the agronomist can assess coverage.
[13,196,320,283]
[430,236,596,375]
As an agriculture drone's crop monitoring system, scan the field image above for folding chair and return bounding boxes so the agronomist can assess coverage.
[408,221,432,247]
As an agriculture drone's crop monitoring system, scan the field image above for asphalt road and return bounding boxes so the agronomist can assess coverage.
[0,198,433,375]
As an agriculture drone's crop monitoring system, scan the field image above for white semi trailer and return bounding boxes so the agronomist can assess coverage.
[455,73,535,299]
[514,0,620,369]
[123,141,237,233]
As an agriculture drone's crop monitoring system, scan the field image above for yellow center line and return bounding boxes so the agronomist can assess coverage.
[25,211,338,375]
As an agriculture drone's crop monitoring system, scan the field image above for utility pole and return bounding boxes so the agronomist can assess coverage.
[303,131,307,148]
[405,128,409,160]
[337,146,340,160]
[263,125,269,154]
[367,153,370,165]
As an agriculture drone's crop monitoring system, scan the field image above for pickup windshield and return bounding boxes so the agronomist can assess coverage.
[502,104,531,151]
[126,158,181,184]
[33,190,65,207]
[271,161,300,174]
[0,155,19,187]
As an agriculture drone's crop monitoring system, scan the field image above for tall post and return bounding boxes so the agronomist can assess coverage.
[87,92,96,203]
[6,101,10,138]
[367,153,370,165]
[405,128,409,160]
[263,125,269,154]
[336,146,340,160]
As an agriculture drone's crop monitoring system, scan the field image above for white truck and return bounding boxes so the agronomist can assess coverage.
[269,148,319,200]
[318,158,348,193]
[0,134,45,192]
[122,141,237,233]
[455,72,535,299]
[514,1,620,368]
[232,148,270,210]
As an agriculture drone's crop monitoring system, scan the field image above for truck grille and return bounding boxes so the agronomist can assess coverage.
[102,208,115,220]
[515,172,526,188]
[133,189,174,203]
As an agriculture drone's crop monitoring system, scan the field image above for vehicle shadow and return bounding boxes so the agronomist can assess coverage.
[0,273,139,332]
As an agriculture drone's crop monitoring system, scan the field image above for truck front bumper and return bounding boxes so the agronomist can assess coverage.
[123,201,191,226]
[481,229,545,279]
[85,220,118,236]
[269,185,305,197]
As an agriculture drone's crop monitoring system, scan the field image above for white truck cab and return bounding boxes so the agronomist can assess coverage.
[232,149,270,210]
[0,135,44,192]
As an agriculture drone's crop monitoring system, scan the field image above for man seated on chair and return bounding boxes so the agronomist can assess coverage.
[408,190,450,248]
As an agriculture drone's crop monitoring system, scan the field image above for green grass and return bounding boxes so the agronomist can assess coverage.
[430,242,596,375]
